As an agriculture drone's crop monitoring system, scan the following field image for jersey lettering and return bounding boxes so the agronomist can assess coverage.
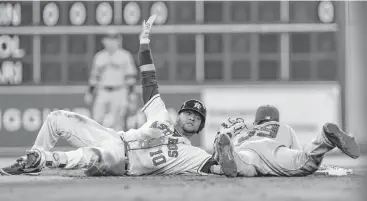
[150,121,174,135]
[148,138,180,166]
[167,138,179,158]
[238,123,280,144]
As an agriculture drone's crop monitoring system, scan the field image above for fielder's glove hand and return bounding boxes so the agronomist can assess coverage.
[139,15,156,44]
[218,117,248,138]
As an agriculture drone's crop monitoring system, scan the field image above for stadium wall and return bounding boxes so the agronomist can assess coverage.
[0,83,341,151]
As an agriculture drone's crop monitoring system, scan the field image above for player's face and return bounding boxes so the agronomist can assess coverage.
[103,37,120,52]
[176,110,202,134]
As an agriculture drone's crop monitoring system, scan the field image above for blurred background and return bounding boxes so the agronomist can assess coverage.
[0,1,365,153]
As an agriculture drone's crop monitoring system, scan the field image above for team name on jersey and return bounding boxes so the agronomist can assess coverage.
[238,123,280,144]
[150,121,173,135]
[150,121,179,158]
[147,121,179,164]
[167,138,179,158]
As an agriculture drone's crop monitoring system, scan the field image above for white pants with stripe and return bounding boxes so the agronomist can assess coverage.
[32,110,126,176]
[234,128,335,177]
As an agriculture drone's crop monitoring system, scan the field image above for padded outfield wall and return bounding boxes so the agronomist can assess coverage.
[0,84,341,151]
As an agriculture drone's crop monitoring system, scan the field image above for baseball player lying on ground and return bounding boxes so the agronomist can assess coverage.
[210,105,361,177]
[0,15,218,177]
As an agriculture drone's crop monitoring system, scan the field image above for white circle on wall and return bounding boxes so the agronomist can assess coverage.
[70,2,87,26]
[43,2,60,26]
[96,2,113,25]
[124,2,141,25]
[318,1,334,23]
[150,1,168,25]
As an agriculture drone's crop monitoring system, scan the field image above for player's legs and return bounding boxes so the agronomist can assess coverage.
[93,89,108,125]
[259,123,360,176]
[0,110,123,176]
[32,110,121,151]
[6,140,127,177]
[105,88,128,131]
[214,123,360,177]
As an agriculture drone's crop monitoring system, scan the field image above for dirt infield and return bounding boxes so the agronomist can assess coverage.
[1,156,366,201]
[0,171,365,201]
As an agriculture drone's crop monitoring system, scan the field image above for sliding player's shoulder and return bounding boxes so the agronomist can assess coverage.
[142,94,162,111]
[142,94,170,119]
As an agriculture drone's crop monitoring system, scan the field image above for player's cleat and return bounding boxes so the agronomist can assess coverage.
[0,163,42,176]
[215,133,237,178]
[323,123,361,159]
[212,118,247,161]
[0,150,43,176]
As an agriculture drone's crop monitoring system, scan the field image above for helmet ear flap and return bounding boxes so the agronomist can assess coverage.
[198,121,205,133]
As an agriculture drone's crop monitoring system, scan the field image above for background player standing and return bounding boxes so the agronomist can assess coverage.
[85,29,137,131]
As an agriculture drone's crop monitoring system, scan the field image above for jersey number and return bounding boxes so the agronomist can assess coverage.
[150,149,166,166]
[149,138,179,166]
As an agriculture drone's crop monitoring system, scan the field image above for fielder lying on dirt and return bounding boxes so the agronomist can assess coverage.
[210,105,361,177]
[0,15,218,177]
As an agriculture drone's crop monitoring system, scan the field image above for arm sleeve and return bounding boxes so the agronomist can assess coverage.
[138,43,168,121]
[289,127,303,151]
[138,43,159,104]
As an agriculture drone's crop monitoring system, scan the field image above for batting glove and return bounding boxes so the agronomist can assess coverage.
[140,15,156,44]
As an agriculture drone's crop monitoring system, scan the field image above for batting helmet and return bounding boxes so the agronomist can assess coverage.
[178,99,206,133]
[254,105,279,125]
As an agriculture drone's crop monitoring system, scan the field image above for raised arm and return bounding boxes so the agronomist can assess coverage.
[138,15,168,121]
[139,15,159,104]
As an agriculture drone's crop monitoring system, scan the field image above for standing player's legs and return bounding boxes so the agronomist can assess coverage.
[106,88,128,131]
[93,89,109,125]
